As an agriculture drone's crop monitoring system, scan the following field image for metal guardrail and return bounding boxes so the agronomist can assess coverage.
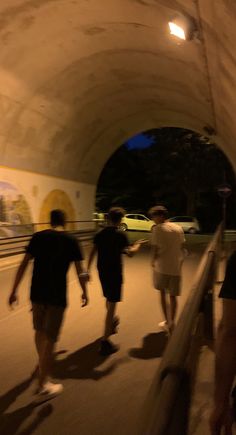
[140,224,223,435]
[0,220,98,258]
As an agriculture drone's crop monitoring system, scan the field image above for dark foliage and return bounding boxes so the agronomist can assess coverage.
[96,128,236,232]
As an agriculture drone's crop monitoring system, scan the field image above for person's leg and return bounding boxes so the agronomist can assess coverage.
[34,330,47,379]
[34,305,64,401]
[170,295,178,326]
[105,299,119,334]
[104,301,117,340]
[38,336,55,388]
[32,304,46,378]
[210,299,236,434]
[169,276,181,332]
[35,330,45,357]
[35,333,63,403]
[100,299,119,355]
[160,290,169,324]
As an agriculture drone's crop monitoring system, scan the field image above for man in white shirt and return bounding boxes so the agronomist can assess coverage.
[149,206,186,333]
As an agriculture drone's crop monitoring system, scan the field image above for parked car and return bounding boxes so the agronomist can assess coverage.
[167,216,200,233]
[119,214,155,232]
[93,212,107,228]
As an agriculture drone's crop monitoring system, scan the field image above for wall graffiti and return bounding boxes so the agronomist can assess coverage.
[0,181,33,237]
[38,189,76,231]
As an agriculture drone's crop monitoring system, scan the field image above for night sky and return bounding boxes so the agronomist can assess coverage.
[126,133,155,150]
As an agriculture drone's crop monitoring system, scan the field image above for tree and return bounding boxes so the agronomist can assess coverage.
[96,128,236,230]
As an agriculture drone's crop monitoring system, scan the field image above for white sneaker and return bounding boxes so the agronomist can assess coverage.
[158,320,169,331]
[34,381,63,404]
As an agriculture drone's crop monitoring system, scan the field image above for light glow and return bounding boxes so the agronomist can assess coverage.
[168,22,186,40]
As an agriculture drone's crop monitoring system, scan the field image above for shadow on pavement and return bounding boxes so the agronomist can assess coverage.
[0,376,53,435]
[129,332,168,359]
[54,338,126,381]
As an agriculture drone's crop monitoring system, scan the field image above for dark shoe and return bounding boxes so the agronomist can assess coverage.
[111,316,120,335]
[99,340,119,356]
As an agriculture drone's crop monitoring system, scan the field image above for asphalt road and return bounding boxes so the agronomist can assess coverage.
[0,239,204,435]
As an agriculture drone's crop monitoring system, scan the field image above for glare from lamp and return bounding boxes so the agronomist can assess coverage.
[168,21,186,40]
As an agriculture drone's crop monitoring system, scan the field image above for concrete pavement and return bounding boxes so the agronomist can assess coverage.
[0,244,209,435]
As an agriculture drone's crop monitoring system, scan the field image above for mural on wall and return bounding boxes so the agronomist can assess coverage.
[39,189,76,231]
[0,181,33,237]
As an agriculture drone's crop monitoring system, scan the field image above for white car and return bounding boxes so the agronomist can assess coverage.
[168,216,200,233]
[120,214,155,232]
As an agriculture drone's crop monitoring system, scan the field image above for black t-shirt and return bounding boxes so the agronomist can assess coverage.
[26,229,83,307]
[219,251,236,300]
[94,227,129,275]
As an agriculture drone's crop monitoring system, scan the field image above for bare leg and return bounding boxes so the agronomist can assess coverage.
[38,336,55,388]
[35,330,45,358]
[34,330,46,379]
[170,295,178,325]
[160,290,169,324]
[104,302,116,340]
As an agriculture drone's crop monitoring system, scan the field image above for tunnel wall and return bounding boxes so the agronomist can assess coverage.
[0,166,95,228]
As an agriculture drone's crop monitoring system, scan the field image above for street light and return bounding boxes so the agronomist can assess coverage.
[168,13,198,41]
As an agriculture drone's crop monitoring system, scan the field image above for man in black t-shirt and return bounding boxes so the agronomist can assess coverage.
[8,209,89,403]
[210,251,236,434]
[87,207,145,356]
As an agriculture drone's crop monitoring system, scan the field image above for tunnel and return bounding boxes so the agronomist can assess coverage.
[0,0,236,223]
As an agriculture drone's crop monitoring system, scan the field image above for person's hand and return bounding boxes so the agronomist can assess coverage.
[8,292,18,309]
[81,293,88,307]
[209,406,233,435]
[135,239,148,245]
[183,248,189,257]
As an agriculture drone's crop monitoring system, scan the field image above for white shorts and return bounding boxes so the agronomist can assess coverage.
[153,272,181,296]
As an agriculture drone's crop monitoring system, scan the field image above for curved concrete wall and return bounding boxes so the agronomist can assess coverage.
[0,1,235,210]
[0,166,95,225]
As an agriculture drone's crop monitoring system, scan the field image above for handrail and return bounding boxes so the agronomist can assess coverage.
[0,220,96,227]
[0,219,98,242]
[0,226,96,258]
[140,223,222,435]
[0,219,102,258]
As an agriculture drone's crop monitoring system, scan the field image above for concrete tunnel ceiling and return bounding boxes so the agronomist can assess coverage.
[0,0,236,185]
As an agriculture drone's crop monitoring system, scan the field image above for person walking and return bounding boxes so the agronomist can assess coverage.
[149,205,186,334]
[87,207,145,356]
[8,209,89,403]
[210,250,236,434]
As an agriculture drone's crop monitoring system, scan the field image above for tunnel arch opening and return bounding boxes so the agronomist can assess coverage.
[95,127,236,233]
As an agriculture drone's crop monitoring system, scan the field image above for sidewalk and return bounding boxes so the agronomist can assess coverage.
[0,254,24,271]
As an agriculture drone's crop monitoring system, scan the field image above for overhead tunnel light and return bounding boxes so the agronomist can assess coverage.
[168,21,186,40]
[168,13,198,41]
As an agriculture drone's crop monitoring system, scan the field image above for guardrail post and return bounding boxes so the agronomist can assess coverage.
[203,288,214,342]
[203,252,217,342]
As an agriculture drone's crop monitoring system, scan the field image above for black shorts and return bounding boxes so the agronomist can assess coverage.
[98,270,122,302]
[32,303,65,342]
[219,278,236,300]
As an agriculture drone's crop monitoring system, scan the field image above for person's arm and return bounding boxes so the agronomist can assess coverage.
[87,245,97,273]
[74,260,89,307]
[124,239,147,257]
[151,244,159,267]
[181,231,188,257]
[150,225,159,267]
[210,299,236,434]
[8,253,32,307]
